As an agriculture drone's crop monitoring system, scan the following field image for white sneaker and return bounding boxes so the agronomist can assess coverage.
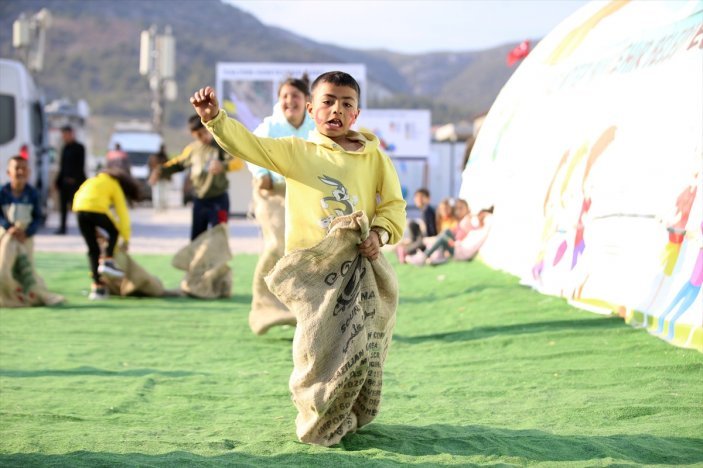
[98,259,124,279]
[89,284,109,300]
[407,251,427,266]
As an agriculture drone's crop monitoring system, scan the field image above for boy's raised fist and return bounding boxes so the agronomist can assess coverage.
[190,87,219,122]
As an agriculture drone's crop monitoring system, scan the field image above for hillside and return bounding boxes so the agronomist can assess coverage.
[0,0,521,150]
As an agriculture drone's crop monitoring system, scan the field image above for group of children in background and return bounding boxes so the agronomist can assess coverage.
[3,70,491,308]
[397,188,493,267]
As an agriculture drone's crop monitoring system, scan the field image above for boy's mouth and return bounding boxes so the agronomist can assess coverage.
[326,119,343,129]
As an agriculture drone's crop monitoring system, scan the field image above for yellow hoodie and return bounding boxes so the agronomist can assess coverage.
[72,173,131,241]
[206,110,406,253]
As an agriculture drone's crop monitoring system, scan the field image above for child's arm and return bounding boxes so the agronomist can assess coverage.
[159,144,193,177]
[0,191,10,232]
[371,154,407,246]
[25,188,42,237]
[111,179,131,243]
[191,87,296,176]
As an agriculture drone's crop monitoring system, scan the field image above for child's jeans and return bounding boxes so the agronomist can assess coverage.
[191,192,230,240]
[77,211,119,283]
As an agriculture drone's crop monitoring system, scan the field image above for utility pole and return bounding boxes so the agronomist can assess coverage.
[12,8,52,73]
[139,25,177,135]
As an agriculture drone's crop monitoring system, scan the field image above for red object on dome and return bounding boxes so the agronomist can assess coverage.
[507,40,531,66]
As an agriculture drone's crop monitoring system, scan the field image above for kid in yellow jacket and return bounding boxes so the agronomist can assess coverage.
[72,168,141,300]
[191,71,406,258]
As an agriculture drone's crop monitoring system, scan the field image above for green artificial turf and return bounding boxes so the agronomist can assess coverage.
[1,253,702,467]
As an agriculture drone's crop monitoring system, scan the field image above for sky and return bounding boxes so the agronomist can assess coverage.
[226,0,592,54]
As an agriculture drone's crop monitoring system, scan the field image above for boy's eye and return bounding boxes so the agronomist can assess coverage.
[344,103,353,108]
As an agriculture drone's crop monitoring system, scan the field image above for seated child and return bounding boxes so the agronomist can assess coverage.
[396,188,437,263]
[453,208,494,262]
[436,197,458,233]
[72,167,141,300]
[408,198,471,266]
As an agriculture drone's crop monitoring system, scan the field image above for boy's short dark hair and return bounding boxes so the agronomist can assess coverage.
[415,188,430,198]
[60,125,73,132]
[8,155,27,166]
[189,114,204,132]
[311,71,361,102]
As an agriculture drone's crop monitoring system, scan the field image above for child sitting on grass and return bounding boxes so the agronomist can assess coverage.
[408,198,472,266]
[72,168,141,300]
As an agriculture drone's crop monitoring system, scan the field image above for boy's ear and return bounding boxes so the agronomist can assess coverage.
[306,101,314,116]
[349,108,360,126]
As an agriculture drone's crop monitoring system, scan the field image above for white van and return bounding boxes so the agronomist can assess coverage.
[107,122,163,199]
[0,58,49,210]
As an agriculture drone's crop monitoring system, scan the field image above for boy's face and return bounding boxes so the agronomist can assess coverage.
[192,127,212,145]
[8,159,29,189]
[307,82,360,139]
[413,193,427,208]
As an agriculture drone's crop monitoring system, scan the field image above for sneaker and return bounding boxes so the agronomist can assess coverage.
[429,255,448,266]
[406,251,427,266]
[98,259,124,279]
[89,284,109,300]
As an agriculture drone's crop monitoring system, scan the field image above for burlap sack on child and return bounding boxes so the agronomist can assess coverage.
[172,223,231,298]
[249,184,296,334]
[0,233,64,307]
[104,246,167,297]
[265,211,398,446]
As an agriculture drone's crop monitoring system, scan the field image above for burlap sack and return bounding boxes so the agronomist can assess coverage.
[249,184,296,334]
[0,232,64,307]
[104,247,168,297]
[265,211,398,446]
[172,223,232,299]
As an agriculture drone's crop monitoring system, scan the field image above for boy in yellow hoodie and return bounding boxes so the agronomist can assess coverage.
[72,168,141,300]
[191,71,406,258]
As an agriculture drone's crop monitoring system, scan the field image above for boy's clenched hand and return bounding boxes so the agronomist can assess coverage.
[190,87,220,122]
[358,230,381,261]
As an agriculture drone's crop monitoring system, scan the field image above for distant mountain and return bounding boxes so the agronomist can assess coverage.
[0,0,523,146]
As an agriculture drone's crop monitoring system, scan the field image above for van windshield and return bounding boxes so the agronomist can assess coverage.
[0,94,16,145]
[127,151,152,166]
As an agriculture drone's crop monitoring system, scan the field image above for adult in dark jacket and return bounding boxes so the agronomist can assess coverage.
[55,125,86,234]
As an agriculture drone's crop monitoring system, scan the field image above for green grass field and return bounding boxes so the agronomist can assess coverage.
[1,253,702,467]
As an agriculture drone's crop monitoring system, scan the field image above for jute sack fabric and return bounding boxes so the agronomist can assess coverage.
[0,232,64,307]
[172,223,232,298]
[265,211,398,446]
[249,184,296,334]
[104,246,167,297]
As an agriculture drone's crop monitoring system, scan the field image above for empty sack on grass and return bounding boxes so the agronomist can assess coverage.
[172,223,232,299]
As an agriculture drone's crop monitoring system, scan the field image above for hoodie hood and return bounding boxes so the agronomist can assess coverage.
[307,128,381,153]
